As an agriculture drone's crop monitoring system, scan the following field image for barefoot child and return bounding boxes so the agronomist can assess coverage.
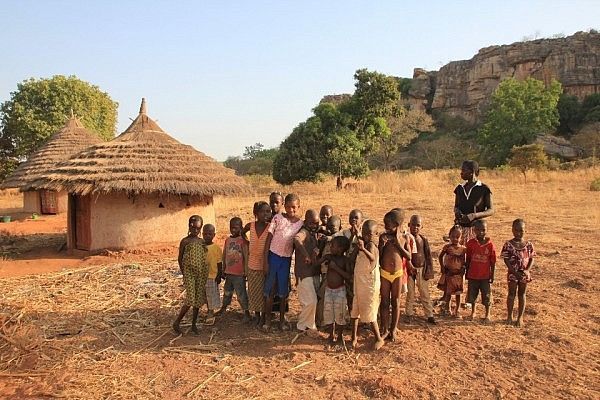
[379,210,415,341]
[405,215,436,324]
[502,219,535,327]
[438,225,466,317]
[466,219,496,323]
[350,220,385,350]
[173,215,208,334]
[219,217,251,322]
[246,202,271,326]
[202,224,222,321]
[262,193,304,332]
[318,236,352,346]
[293,209,321,333]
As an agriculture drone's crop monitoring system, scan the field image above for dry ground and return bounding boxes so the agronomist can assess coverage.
[0,169,599,399]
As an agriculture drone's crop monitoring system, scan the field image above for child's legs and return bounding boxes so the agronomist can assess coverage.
[481,280,492,318]
[507,281,518,319]
[405,275,416,316]
[416,269,434,318]
[231,275,249,311]
[453,294,461,315]
[467,279,478,315]
[390,278,402,332]
[351,318,359,343]
[516,282,527,320]
[379,279,392,333]
[222,276,234,308]
[297,276,319,331]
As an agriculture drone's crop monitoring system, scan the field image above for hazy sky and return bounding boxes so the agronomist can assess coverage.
[1,1,598,160]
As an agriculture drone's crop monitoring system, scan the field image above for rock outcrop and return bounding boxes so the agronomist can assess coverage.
[410,31,600,122]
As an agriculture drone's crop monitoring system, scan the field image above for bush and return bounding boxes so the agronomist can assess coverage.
[571,124,600,158]
[590,178,600,191]
[509,144,548,182]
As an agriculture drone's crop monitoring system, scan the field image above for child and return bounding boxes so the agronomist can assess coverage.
[379,210,414,341]
[262,193,304,332]
[318,236,352,346]
[293,209,321,333]
[438,225,466,317]
[316,215,342,328]
[318,205,334,234]
[202,224,222,321]
[173,215,208,335]
[350,220,385,350]
[404,215,436,324]
[342,209,363,312]
[269,191,284,220]
[501,219,535,327]
[465,219,496,323]
[219,217,251,322]
[246,201,272,326]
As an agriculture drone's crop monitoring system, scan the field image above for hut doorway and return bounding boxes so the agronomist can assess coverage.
[68,194,91,250]
[40,190,58,214]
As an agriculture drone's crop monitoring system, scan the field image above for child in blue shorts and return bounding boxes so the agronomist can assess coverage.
[262,193,303,332]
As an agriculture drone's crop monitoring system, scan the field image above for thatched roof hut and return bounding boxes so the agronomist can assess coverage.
[28,99,250,251]
[1,113,102,214]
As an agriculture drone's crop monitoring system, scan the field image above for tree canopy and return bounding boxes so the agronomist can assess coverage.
[224,142,279,176]
[273,69,432,184]
[479,77,561,165]
[0,75,118,165]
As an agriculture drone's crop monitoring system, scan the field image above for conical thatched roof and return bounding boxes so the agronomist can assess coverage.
[0,113,103,190]
[25,99,250,196]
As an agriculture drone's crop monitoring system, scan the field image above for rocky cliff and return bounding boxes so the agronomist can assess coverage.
[409,31,600,122]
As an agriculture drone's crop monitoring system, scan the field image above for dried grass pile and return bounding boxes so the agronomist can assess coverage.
[0,261,241,398]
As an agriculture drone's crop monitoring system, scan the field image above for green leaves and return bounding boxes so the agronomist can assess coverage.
[0,75,118,161]
[479,78,561,165]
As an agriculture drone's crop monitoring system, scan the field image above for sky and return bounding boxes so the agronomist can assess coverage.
[1,1,599,161]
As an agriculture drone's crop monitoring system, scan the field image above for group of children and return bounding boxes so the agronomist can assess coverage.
[173,175,536,350]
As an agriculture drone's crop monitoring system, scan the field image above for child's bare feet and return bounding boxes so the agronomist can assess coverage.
[380,330,389,340]
[214,307,225,316]
[465,315,474,321]
[280,320,290,331]
[514,319,522,327]
[451,313,461,319]
[191,325,199,335]
[373,338,385,351]
[506,317,514,325]
[172,321,182,334]
[482,317,491,324]
[261,323,272,333]
[390,328,400,342]
[350,339,358,349]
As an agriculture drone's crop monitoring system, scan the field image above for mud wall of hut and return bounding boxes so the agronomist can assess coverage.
[86,192,216,250]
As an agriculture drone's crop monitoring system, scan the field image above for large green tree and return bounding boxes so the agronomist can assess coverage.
[273,68,407,184]
[479,77,561,165]
[0,75,118,164]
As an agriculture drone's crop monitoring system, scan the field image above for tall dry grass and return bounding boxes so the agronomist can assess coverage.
[216,167,600,248]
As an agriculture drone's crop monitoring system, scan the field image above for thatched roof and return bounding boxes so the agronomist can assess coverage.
[25,99,250,197]
[0,113,103,190]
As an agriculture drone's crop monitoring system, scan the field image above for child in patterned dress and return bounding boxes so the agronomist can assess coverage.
[502,219,535,327]
[173,215,208,335]
[438,225,466,317]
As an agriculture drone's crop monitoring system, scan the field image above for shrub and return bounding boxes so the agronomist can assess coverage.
[590,178,600,191]
[509,144,548,182]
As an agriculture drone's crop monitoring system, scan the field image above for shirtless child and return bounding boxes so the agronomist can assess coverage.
[317,236,352,347]
[379,210,415,341]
